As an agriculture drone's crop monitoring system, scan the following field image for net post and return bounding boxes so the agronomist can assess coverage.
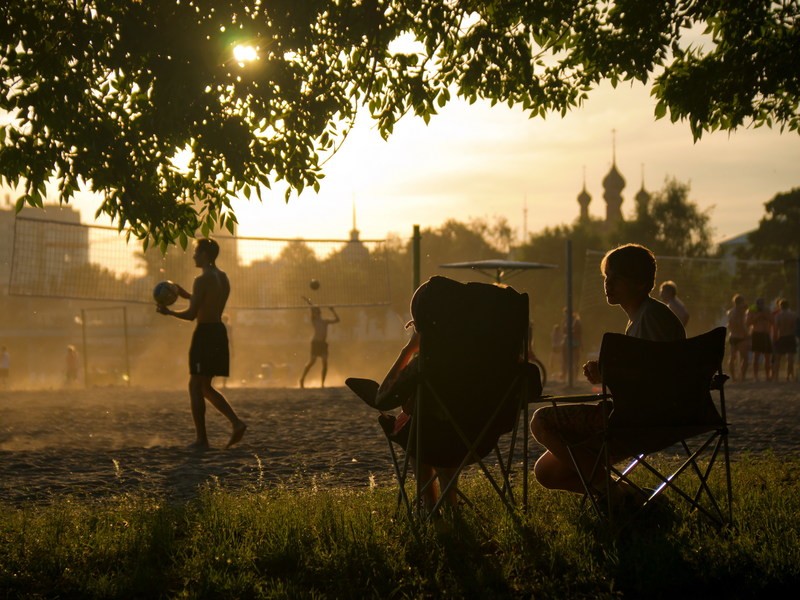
[565,239,574,388]
[122,306,131,386]
[413,225,421,291]
[80,308,88,388]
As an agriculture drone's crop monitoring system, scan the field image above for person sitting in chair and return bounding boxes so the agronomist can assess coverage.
[530,243,685,503]
[376,323,461,511]
[349,277,541,514]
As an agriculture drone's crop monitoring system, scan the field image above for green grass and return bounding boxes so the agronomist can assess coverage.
[1,454,799,599]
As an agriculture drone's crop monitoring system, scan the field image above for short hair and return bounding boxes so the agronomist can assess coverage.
[733,294,745,306]
[195,238,220,262]
[659,280,677,296]
[600,244,657,292]
[780,298,789,309]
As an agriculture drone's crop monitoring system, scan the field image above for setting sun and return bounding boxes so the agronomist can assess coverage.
[232,44,258,65]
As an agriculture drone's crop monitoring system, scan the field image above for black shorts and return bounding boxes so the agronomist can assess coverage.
[189,323,230,377]
[751,331,772,354]
[311,340,328,359]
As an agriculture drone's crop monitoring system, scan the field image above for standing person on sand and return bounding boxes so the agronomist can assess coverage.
[299,300,340,388]
[747,297,774,382]
[157,238,247,450]
[659,280,690,328]
[0,346,9,389]
[726,294,750,381]
[773,299,798,381]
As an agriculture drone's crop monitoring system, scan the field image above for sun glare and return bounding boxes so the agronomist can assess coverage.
[233,44,259,65]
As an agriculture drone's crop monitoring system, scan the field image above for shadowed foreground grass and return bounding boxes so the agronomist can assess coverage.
[1,454,799,599]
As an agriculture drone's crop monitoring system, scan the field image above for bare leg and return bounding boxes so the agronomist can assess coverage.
[753,353,761,381]
[435,467,460,507]
[788,355,795,381]
[530,406,617,496]
[198,375,247,448]
[299,356,316,388]
[740,347,749,381]
[533,451,588,494]
[189,376,209,449]
[320,357,328,388]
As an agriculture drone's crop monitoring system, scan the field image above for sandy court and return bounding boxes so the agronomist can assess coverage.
[1,380,799,505]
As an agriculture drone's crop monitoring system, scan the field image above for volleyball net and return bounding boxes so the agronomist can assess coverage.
[9,216,392,308]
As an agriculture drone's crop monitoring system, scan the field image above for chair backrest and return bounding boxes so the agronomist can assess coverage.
[599,327,726,453]
[410,276,538,466]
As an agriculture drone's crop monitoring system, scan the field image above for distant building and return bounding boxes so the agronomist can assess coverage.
[575,139,656,230]
[718,231,755,273]
[602,160,626,225]
[341,203,369,262]
[1,197,89,295]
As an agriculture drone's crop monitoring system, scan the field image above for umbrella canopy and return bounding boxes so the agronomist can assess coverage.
[440,259,558,283]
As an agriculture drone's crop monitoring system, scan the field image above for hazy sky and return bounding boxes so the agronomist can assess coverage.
[14,80,800,247]
[228,80,799,246]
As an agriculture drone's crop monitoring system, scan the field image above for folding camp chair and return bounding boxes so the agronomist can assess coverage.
[348,276,542,521]
[542,327,732,529]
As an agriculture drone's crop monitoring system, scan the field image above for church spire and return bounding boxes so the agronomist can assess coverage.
[577,165,591,222]
[635,163,651,217]
[602,129,625,225]
[350,195,360,242]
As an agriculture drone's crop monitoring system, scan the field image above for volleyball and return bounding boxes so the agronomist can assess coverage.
[153,280,179,306]
[309,278,320,290]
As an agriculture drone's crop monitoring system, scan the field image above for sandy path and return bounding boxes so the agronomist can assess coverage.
[1,381,798,505]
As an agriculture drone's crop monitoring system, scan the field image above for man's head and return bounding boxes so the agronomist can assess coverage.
[733,294,746,308]
[780,298,789,310]
[659,280,677,301]
[600,244,656,307]
[194,238,220,266]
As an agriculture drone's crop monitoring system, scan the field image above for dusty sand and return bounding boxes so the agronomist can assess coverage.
[1,380,798,505]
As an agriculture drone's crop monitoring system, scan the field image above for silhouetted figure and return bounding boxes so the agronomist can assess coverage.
[773,299,798,381]
[726,294,749,381]
[746,297,773,381]
[299,304,339,388]
[157,239,246,450]
[65,345,79,386]
[531,244,685,503]
[659,280,690,328]
[0,345,10,389]
[348,276,541,514]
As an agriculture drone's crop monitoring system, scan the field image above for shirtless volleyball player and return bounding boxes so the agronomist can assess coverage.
[157,238,247,449]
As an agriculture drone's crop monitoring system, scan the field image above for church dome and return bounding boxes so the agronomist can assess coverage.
[635,186,651,208]
[602,163,626,192]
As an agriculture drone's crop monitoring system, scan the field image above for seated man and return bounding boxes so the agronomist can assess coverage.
[530,243,685,502]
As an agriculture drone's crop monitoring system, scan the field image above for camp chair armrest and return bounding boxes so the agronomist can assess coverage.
[541,393,610,406]
[711,373,729,390]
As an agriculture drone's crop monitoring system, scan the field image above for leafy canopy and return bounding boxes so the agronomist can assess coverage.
[745,188,800,260]
[1,1,798,247]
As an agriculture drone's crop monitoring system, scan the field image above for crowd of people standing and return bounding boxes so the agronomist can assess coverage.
[726,294,798,382]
